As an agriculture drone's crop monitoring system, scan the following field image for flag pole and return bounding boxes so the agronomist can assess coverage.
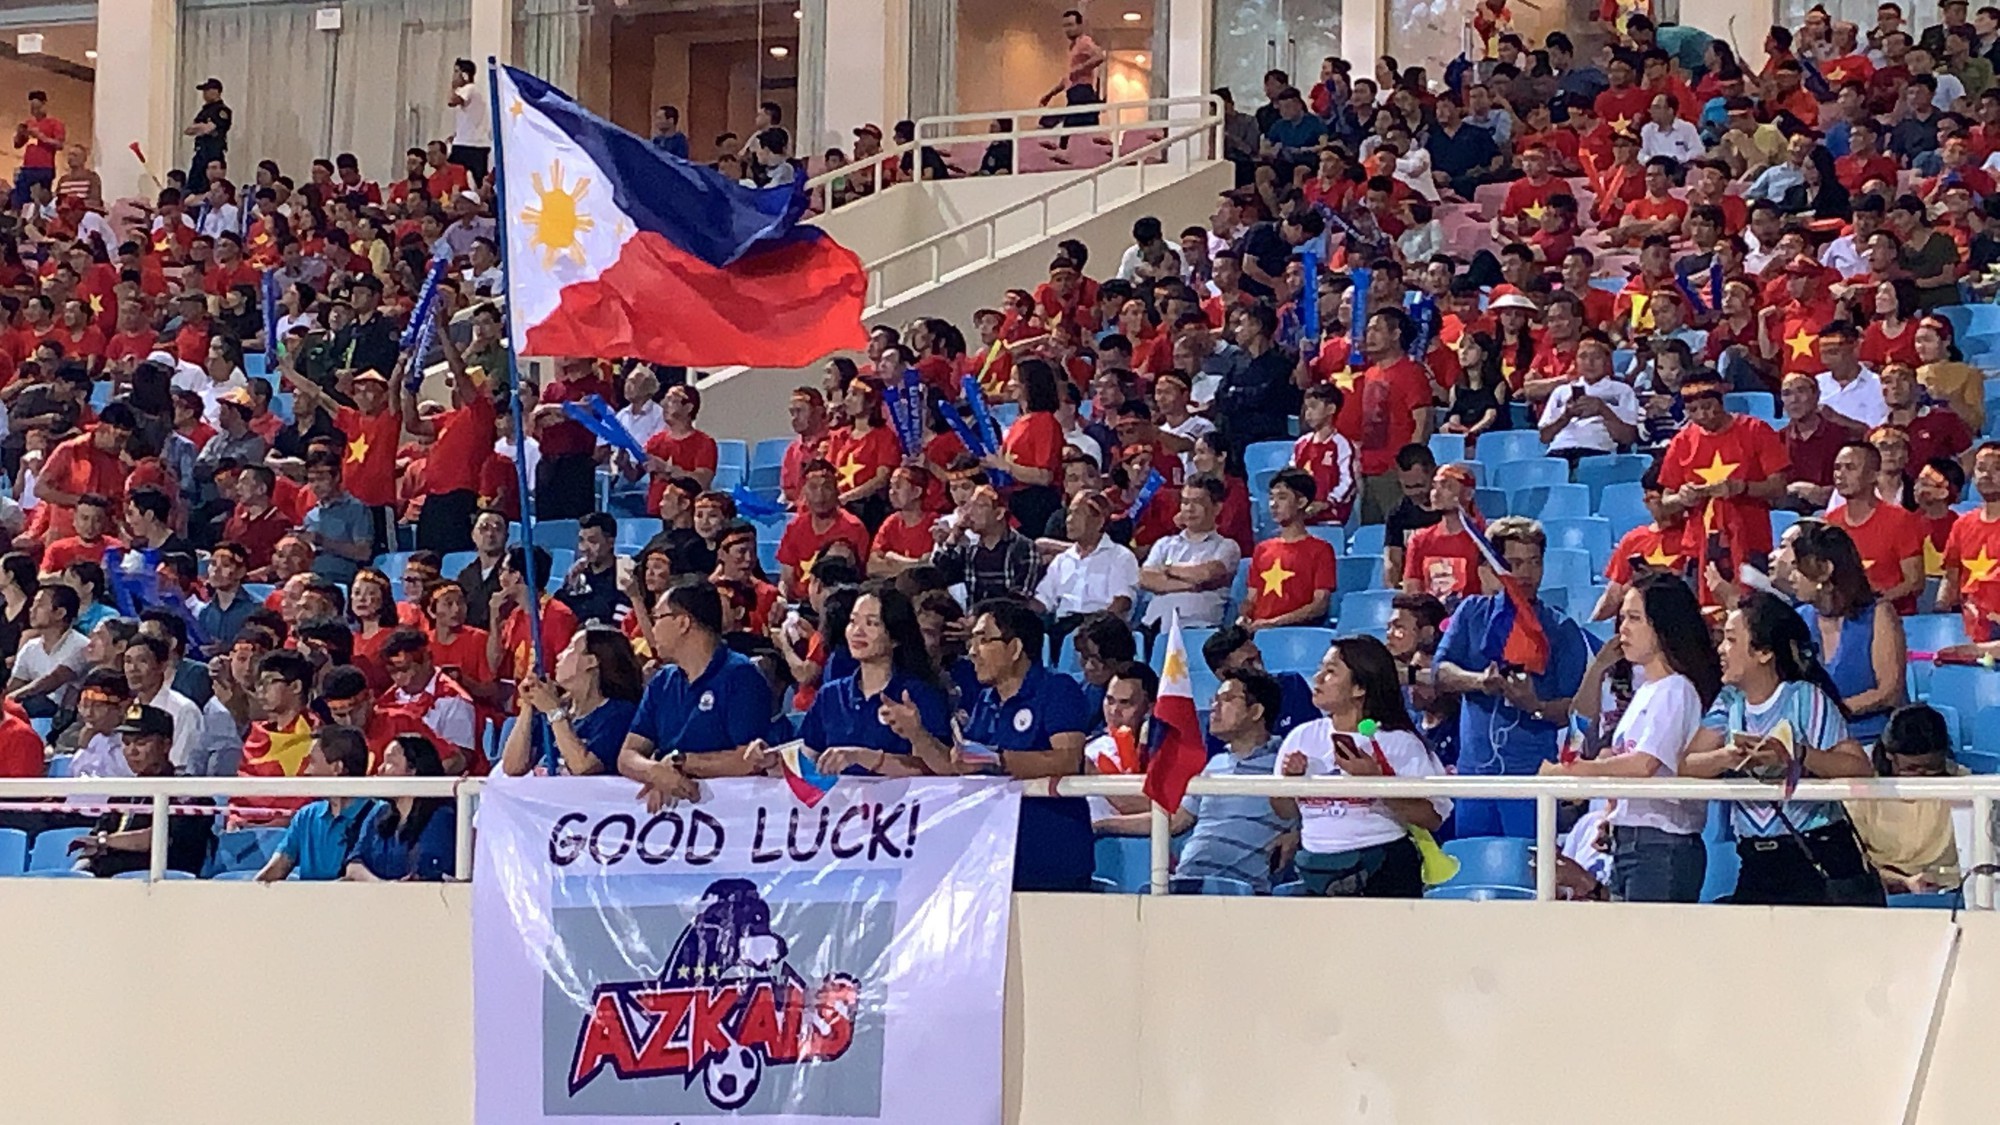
[485,56,546,676]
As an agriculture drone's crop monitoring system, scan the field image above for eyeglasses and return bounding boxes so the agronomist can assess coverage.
[968,632,1007,648]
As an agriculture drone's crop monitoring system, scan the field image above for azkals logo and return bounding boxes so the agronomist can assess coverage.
[567,878,860,1110]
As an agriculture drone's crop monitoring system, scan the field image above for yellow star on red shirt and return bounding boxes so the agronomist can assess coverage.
[1521,201,1547,222]
[1786,330,1818,359]
[345,433,370,465]
[1925,537,1946,577]
[1609,115,1634,134]
[1963,546,2000,587]
[836,454,864,489]
[1328,367,1359,392]
[1258,559,1295,598]
[1693,451,1739,486]
[86,293,103,315]
[1642,544,1677,567]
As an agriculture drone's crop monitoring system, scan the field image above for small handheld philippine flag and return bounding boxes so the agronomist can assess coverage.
[492,64,868,367]
[774,740,840,807]
[1141,610,1212,814]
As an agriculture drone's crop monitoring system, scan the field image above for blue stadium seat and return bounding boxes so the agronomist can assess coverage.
[1771,509,1800,543]
[28,828,89,872]
[1887,892,1961,909]
[1537,586,1569,615]
[1476,430,1547,465]
[1539,547,1593,590]
[1243,440,1294,479]
[113,869,197,880]
[373,551,414,581]
[1939,303,2000,342]
[1427,433,1467,465]
[241,583,276,604]
[757,539,781,575]
[1152,627,1217,671]
[212,869,263,881]
[89,381,112,408]
[1931,702,1963,752]
[270,392,294,423]
[1475,487,1508,517]
[439,551,477,579]
[1094,836,1152,893]
[1338,553,1386,593]
[1509,483,1592,520]
[1339,589,1398,635]
[45,754,72,778]
[1571,453,1652,508]
[716,439,748,474]
[1256,627,1336,674]
[244,353,267,378]
[1703,800,1734,843]
[1438,836,1533,890]
[18,868,91,878]
[1543,517,1614,573]
[213,829,284,875]
[1167,876,1255,896]
[616,518,664,548]
[1425,884,1536,901]
[712,466,744,492]
[1493,457,1569,490]
[1305,525,1344,553]
[529,520,581,550]
[541,549,575,589]
[1222,560,1250,624]
[1348,524,1386,556]
[1565,584,1608,618]
[1905,614,1969,653]
[1929,665,2000,718]
[0,828,25,875]
[1596,480,1649,535]
[1724,392,1776,420]
[1582,617,1615,642]
[1271,881,1310,896]
[749,437,790,492]
[1969,705,2000,757]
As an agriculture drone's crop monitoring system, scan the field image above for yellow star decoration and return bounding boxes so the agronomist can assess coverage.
[1328,367,1359,392]
[1786,330,1818,359]
[1925,537,1946,577]
[1610,115,1634,134]
[1521,201,1547,222]
[1259,559,1295,597]
[86,293,103,315]
[1694,452,1740,486]
[520,161,595,270]
[509,98,525,118]
[1642,544,1677,567]
[1963,547,2000,587]
[1826,66,1849,83]
[345,433,370,465]
[1627,292,1653,334]
[254,719,313,776]
[835,454,864,489]
[1162,645,1188,685]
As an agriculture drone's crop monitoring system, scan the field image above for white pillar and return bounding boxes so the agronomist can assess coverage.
[93,0,178,201]
[1166,0,1211,103]
[470,0,514,70]
[1342,0,1385,67]
[818,0,904,148]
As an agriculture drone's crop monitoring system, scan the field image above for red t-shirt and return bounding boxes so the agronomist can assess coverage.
[1292,430,1358,525]
[223,505,293,571]
[643,427,721,515]
[39,432,128,540]
[1659,417,1790,564]
[919,430,966,514]
[42,534,120,573]
[357,705,445,775]
[1945,510,2000,641]
[1924,511,1956,579]
[1500,175,1565,220]
[0,712,41,776]
[1246,534,1337,623]
[500,596,579,682]
[1821,54,1875,85]
[17,114,61,169]
[775,509,871,596]
[334,404,400,507]
[1605,523,1688,585]
[1001,411,1064,479]
[824,424,900,502]
[871,511,937,559]
[780,431,832,505]
[428,627,495,691]
[1343,356,1429,477]
[1904,407,1974,471]
[106,329,155,368]
[426,393,496,496]
[1860,320,1920,371]
[1594,86,1654,133]
[538,374,611,458]
[1829,500,1925,614]
[1403,522,1488,598]
[173,319,210,365]
[1625,195,1687,229]
[1835,153,1899,194]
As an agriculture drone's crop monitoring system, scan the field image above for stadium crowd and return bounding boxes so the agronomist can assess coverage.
[2,8,1999,903]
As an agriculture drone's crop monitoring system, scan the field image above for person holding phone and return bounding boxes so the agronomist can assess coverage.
[1270,636,1449,898]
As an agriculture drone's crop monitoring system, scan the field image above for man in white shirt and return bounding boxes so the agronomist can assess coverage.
[7,585,86,718]
[1536,331,1642,460]
[122,634,203,771]
[382,628,478,768]
[67,667,135,779]
[1814,321,1889,429]
[1034,491,1140,630]
[610,367,666,471]
[1820,195,1884,278]
[1638,95,1704,163]
[467,236,505,297]
[1140,475,1242,628]
[446,58,492,183]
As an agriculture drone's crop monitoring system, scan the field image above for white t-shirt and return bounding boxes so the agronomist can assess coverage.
[1274,719,1450,854]
[1539,377,1641,454]
[1163,414,1216,477]
[1817,368,1888,429]
[453,79,491,148]
[146,685,205,771]
[1140,530,1241,628]
[1604,672,1704,834]
[1034,540,1139,617]
[12,629,86,695]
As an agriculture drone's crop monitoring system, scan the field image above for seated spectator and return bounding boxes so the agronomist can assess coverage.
[488,545,580,687]
[1034,491,1139,634]
[1271,637,1450,898]
[1542,573,1721,902]
[121,485,189,556]
[1138,474,1242,630]
[1144,668,1298,891]
[1201,624,1320,742]
[1433,517,1592,837]
[63,561,114,636]
[772,582,952,779]
[1401,464,1488,600]
[930,483,1046,605]
[1777,371,1854,513]
[1682,591,1877,904]
[7,583,83,717]
[1849,704,1964,895]
[381,628,478,770]
[300,450,373,585]
[501,625,645,777]
[70,705,214,877]
[41,492,120,574]
[320,663,446,773]
[618,577,775,808]
[1536,330,1641,464]
[1238,468,1336,630]
[236,649,317,816]
[69,667,136,778]
[1826,441,1926,613]
[775,459,870,600]
[1291,384,1358,525]
[1386,592,1456,767]
[1789,521,1906,743]
[121,633,201,772]
[256,724,382,881]
[225,465,292,575]
[866,467,938,579]
[1815,321,1888,429]
[556,511,630,628]
[1880,362,1971,470]
[1595,463,1691,621]
[346,733,457,881]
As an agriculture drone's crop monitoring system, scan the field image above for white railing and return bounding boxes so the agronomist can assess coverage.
[857,106,1223,312]
[10,775,1999,912]
[801,94,1223,215]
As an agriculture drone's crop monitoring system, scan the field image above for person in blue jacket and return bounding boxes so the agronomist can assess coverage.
[347,733,456,881]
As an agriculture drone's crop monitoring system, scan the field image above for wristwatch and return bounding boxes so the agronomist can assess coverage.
[662,747,686,769]
[548,705,573,725]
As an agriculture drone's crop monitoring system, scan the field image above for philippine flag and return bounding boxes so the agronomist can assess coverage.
[492,65,868,366]
[1141,610,1212,815]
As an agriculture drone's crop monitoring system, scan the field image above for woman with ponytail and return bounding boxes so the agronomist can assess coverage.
[1683,591,1878,905]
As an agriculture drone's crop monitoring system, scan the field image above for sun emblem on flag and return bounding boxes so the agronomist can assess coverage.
[521,161,595,269]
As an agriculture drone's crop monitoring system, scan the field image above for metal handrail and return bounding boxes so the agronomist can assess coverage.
[802,94,1222,213]
[8,774,1995,910]
[857,113,1221,310]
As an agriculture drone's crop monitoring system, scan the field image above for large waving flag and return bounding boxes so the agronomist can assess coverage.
[1460,505,1551,675]
[1142,610,1212,814]
[492,65,867,366]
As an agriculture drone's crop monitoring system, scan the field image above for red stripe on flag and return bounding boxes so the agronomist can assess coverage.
[1141,693,1206,814]
[523,230,868,367]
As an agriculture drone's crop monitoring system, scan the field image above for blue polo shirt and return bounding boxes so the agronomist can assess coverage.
[1264,113,1329,153]
[534,697,640,775]
[964,663,1093,891]
[629,646,770,756]
[799,670,951,770]
[1436,593,1590,776]
[278,797,383,880]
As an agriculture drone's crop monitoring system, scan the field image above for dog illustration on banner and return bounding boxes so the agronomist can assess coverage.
[567,878,861,1110]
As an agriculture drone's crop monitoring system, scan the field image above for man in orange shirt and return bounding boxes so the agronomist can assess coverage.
[1613,156,1689,246]
[1826,441,1926,614]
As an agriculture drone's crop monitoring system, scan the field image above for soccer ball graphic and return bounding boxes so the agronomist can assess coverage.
[702,1041,764,1109]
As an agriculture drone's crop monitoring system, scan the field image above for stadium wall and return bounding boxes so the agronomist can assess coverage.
[0,883,1988,1123]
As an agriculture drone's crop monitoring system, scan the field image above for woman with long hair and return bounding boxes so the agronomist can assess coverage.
[985,358,1067,534]
[1860,279,1922,371]
[349,568,404,668]
[1789,521,1905,742]
[1442,331,1507,442]
[1271,636,1449,898]
[754,581,950,778]
[500,626,647,776]
[824,376,898,528]
[346,734,456,880]
[1541,573,1723,902]
[1913,314,1986,430]
[1492,300,1538,393]
[0,552,37,676]
[1782,146,1850,220]
[1683,591,1878,904]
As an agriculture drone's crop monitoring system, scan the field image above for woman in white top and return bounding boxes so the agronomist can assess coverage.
[1272,636,1449,897]
[1541,572,1721,902]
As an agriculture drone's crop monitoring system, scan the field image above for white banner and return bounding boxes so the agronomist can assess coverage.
[472,776,1021,1123]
